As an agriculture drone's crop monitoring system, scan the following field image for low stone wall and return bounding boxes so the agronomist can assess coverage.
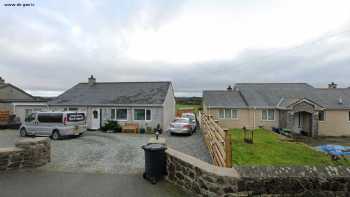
[0,137,50,171]
[165,148,350,196]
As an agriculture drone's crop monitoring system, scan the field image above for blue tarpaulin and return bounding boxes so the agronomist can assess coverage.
[316,145,350,156]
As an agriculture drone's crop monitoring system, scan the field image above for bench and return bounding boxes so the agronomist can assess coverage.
[122,123,139,133]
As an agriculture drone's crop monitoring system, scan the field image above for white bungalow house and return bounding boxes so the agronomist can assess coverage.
[48,76,176,130]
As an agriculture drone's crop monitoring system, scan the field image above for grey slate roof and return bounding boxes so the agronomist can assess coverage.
[205,83,350,110]
[0,83,47,102]
[49,82,171,106]
[202,90,247,108]
[234,83,318,108]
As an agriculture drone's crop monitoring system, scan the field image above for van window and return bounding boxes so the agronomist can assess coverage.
[67,113,85,122]
[25,113,36,122]
[38,113,63,123]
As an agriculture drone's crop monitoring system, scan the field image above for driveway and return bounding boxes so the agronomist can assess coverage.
[0,129,211,197]
[0,129,211,174]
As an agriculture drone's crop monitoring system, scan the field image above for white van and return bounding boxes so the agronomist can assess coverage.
[19,111,87,140]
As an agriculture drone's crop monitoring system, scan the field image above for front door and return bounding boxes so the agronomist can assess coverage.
[89,108,100,130]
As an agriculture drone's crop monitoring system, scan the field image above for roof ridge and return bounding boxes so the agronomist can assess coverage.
[235,82,310,85]
[79,81,171,84]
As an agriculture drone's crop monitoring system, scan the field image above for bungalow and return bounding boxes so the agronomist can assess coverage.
[203,83,350,137]
[48,76,176,130]
[0,77,49,123]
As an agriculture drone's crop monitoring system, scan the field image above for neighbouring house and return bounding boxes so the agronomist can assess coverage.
[48,75,176,130]
[203,83,350,137]
[0,77,49,123]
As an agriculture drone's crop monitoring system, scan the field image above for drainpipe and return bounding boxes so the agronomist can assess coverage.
[253,107,256,129]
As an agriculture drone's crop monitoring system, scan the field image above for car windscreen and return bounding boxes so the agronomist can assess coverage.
[67,113,85,122]
[174,119,189,123]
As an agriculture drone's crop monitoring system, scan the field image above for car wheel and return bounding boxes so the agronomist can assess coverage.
[51,130,61,140]
[20,128,27,137]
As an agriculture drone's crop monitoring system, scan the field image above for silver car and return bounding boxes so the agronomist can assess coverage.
[181,112,197,132]
[19,111,87,140]
[168,117,194,135]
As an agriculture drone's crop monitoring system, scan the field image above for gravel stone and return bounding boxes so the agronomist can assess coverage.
[0,129,211,174]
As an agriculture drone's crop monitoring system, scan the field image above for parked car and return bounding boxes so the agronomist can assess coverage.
[168,117,194,135]
[181,112,197,132]
[19,111,87,140]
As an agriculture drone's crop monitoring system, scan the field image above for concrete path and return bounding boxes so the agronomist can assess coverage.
[0,170,190,197]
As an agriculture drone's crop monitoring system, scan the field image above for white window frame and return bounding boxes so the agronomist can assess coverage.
[219,109,225,119]
[262,109,275,121]
[231,109,239,120]
[218,109,240,120]
[319,111,326,122]
[133,109,152,121]
[110,108,128,121]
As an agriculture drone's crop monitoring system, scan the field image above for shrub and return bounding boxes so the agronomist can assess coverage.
[101,120,121,133]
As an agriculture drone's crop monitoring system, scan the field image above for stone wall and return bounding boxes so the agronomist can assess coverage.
[166,148,350,196]
[0,137,50,171]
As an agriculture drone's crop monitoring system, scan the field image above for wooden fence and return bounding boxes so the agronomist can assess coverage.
[198,112,232,167]
[0,111,9,123]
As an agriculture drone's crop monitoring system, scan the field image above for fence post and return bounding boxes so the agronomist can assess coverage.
[224,128,232,168]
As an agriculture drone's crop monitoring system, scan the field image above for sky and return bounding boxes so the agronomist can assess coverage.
[1,0,350,97]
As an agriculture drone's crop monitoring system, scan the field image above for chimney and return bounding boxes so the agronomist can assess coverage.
[88,75,96,86]
[328,82,337,89]
[0,77,4,84]
[227,85,233,91]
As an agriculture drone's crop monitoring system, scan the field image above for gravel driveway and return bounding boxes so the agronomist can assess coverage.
[0,129,211,174]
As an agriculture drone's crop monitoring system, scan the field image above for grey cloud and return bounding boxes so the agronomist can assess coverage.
[1,2,350,96]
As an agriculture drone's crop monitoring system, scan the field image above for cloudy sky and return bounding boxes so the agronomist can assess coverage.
[1,0,350,97]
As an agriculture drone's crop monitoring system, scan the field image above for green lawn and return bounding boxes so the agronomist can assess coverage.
[176,104,201,112]
[231,128,350,166]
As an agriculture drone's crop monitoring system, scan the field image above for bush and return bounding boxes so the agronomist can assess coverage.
[101,120,121,133]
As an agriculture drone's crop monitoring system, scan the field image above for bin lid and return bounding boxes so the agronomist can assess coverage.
[142,143,167,151]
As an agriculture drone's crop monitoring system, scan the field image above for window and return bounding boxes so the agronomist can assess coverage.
[69,107,78,111]
[262,109,274,121]
[232,109,239,119]
[146,109,151,120]
[25,109,33,119]
[111,109,116,120]
[93,111,98,119]
[25,113,35,122]
[219,109,239,119]
[224,109,231,119]
[134,109,151,121]
[219,109,225,119]
[38,113,63,123]
[319,111,325,121]
[117,109,127,120]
